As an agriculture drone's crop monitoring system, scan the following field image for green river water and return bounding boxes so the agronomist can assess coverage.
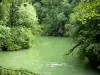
[0,36,99,75]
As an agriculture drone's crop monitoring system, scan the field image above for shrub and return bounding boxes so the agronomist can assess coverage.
[10,27,34,50]
[0,66,39,75]
[0,25,33,51]
[0,25,11,51]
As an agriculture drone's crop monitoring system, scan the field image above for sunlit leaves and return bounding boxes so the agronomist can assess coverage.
[17,2,40,35]
[0,0,41,51]
[73,0,100,24]
[69,0,100,67]
[0,20,4,25]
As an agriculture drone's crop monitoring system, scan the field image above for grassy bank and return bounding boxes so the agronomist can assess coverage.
[0,66,39,75]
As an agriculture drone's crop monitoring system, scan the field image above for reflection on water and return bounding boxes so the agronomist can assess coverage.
[0,36,99,75]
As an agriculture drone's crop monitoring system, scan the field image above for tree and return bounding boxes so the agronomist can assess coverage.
[17,2,39,35]
[0,0,40,51]
[33,0,73,36]
[66,0,100,69]
[0,1,10,25]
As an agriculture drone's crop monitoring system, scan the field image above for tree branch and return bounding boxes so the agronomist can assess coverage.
[64,42,83,57]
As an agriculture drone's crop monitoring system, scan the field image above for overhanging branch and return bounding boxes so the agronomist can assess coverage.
[64,42,83,57]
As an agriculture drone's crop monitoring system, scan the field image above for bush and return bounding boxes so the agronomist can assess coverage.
[0,1,40,51]
[0,25,11,51]
[0,66,39,75]
[9,2,40,35]
[10,27,34,50]
[0,25,33,51]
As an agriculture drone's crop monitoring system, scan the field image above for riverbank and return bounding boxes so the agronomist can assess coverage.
[0,66,39,75]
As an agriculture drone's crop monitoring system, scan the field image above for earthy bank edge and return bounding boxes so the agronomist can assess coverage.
[0,66,40,75]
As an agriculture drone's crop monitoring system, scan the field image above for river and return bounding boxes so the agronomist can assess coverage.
[0,36,99,75]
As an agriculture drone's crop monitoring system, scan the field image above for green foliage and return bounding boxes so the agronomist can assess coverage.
[17,2,40,35]
[67,0,100,68]
[0,25,33,51]
[0,25,11,50]
[0,20,4,25]
[0,66,39,75]
[7,0,40,34]
[64,24,75,36]
[0,0,41,35]
[0,0,41,51]
[0,2,10,25]
[74,0,100,24]
[11,27,34,50]
[33,0,72,36]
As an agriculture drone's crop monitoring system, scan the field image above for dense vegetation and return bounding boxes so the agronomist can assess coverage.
[66,0,100,69]
[32,0,100,70]
[33,0,72,36]
[0,0,100,72]
[32,0,82,36]
[0,0,40,51]
[0,66,39,75]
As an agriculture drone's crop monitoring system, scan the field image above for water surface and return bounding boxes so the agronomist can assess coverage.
[0,36,99,75]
